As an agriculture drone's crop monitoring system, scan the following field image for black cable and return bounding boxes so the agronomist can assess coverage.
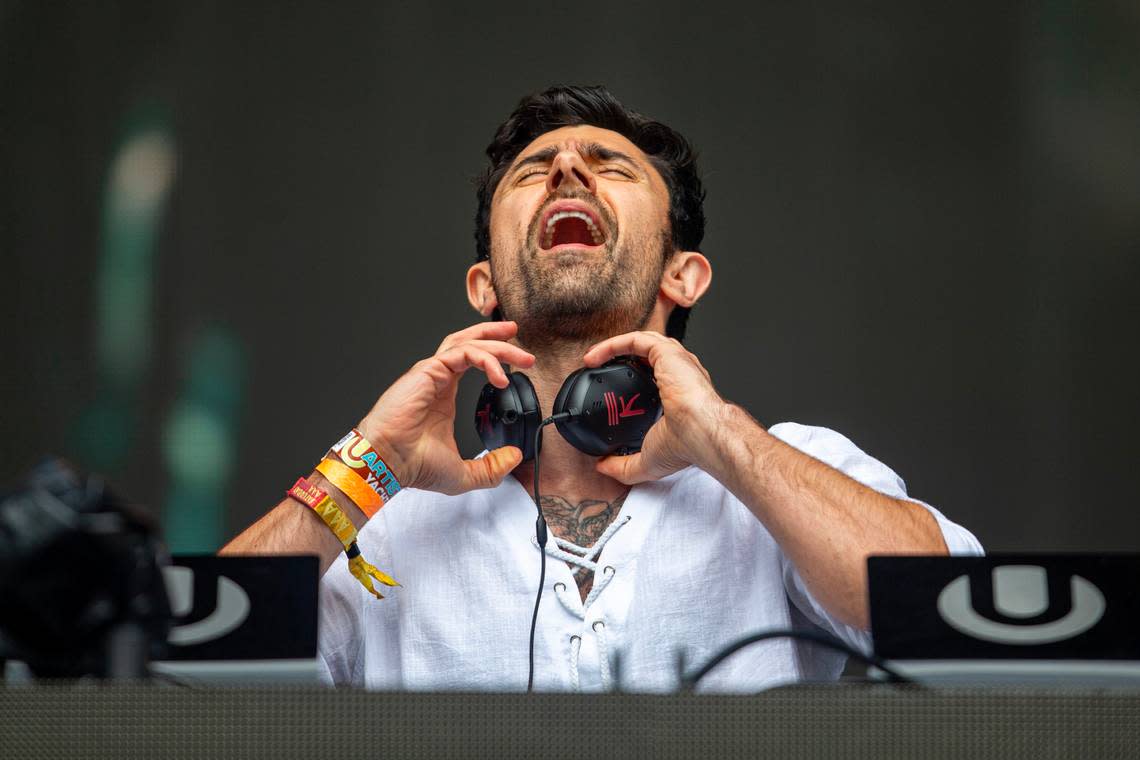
[526,413,569,693]
[681,627,913,691]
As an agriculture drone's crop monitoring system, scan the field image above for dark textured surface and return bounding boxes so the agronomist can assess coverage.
[3,685,1140,759]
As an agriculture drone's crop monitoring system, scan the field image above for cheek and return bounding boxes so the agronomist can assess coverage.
[491,195,536,243]
[487,208,509,252]
[618,193,668,248]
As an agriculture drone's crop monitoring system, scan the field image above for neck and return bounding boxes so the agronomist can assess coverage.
[509,340,628,510]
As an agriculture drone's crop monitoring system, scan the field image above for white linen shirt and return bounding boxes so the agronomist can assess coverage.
[317,422,983,692]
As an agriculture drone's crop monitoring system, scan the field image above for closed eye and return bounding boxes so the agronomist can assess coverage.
[598,167,634,178]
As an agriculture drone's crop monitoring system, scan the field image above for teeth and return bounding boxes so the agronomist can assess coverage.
[542,209,604,248]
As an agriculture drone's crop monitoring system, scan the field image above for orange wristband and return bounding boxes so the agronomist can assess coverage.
[316,458,383,518]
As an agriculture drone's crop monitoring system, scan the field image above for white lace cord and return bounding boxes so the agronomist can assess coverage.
[544,514,630,604]
[568,634,582,691]
[553,582,577,617]
[586,563,618,610]
[541,515,630,691]
[593,620,612,690]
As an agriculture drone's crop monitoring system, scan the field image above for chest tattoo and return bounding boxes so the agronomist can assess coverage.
[540,491,628,602]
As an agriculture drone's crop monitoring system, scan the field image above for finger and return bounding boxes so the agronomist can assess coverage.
[438,321,518,352]
[455,446,523,493]
[460,339,535,368]
[436,346,510,387]
[595,452,651,485]
[583,331,669,367]
[596,451,682,485]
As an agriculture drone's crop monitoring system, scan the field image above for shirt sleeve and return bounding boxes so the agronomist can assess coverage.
[317,551,366,686]
[767,422,984,652]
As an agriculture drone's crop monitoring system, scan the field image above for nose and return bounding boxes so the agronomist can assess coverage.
[545,146,597,195]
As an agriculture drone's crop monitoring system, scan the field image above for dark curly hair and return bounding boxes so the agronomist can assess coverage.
[474,85,706,341]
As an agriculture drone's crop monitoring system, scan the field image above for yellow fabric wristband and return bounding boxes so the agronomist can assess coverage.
[287,477,400,599]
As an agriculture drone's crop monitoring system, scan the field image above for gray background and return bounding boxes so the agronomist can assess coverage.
[2,1,1138,552]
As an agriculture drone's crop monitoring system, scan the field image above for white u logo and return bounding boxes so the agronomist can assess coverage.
[936,565,1105,645]
[162,566,251,646]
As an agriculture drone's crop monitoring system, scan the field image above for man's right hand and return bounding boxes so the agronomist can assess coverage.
[356,321,535,496]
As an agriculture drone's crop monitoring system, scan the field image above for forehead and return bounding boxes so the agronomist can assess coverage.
[511,124,647,164]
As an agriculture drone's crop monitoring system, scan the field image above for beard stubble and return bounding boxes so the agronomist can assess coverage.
[492,194,669,350]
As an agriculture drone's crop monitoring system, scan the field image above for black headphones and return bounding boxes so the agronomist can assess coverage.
[474,356,662,461]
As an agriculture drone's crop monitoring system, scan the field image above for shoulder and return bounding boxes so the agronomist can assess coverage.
[766,421,909,500]
[768,420,870,456]
[667,422,907,513]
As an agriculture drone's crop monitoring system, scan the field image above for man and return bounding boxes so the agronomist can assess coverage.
[222,85,982,692]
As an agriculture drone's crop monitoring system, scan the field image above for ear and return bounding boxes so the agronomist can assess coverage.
[466,261,498,316]
[658,251,712,308]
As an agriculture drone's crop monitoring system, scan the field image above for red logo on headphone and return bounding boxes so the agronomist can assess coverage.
[604,392,645,426]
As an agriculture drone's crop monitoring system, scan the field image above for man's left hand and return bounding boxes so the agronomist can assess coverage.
[583,331,730,484]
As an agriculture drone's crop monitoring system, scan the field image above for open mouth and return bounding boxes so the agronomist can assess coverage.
[539,204,607,251]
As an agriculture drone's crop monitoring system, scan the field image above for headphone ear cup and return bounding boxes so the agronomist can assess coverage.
[474,372,542,461]
[552,357,661,457]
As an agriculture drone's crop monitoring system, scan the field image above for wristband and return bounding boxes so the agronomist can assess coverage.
[318,428,402,517]
[288,477,357,546]
[316,458,383,517]
[287,477,399,599]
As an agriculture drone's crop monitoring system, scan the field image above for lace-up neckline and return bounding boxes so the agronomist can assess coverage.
[543,514,630,607]
[536,513,631,691]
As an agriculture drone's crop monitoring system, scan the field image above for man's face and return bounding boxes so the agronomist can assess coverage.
[487,125,672,348]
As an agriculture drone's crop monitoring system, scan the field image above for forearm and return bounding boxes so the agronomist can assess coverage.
[703,404,947,630]
[218,471,369,577]
[218,322,531,578]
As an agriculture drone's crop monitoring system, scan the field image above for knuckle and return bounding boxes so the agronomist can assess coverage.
[481,455,497,483]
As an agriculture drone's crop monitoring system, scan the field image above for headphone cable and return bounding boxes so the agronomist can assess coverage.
[680,627,912,690]
[527,412,569,693]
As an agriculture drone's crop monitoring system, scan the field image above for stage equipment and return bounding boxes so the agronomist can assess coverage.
[0,458,171,679]
[868,555,1140,686]
[152,555,320,685]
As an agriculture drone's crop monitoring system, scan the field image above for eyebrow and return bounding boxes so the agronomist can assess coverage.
[510,141,643,176]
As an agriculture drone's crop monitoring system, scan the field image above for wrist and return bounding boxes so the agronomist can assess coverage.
[308,470,368,527]
[316,427,406,518]
[288,475,399,598]
[699,402,770,483]
[357,418,414,490]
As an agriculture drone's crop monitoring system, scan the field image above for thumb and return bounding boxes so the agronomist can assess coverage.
[458,446,523,492]
[595,452,651,485]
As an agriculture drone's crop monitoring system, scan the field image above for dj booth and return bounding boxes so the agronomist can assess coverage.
[3,683,1139,759]
[4,465,1140,759]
